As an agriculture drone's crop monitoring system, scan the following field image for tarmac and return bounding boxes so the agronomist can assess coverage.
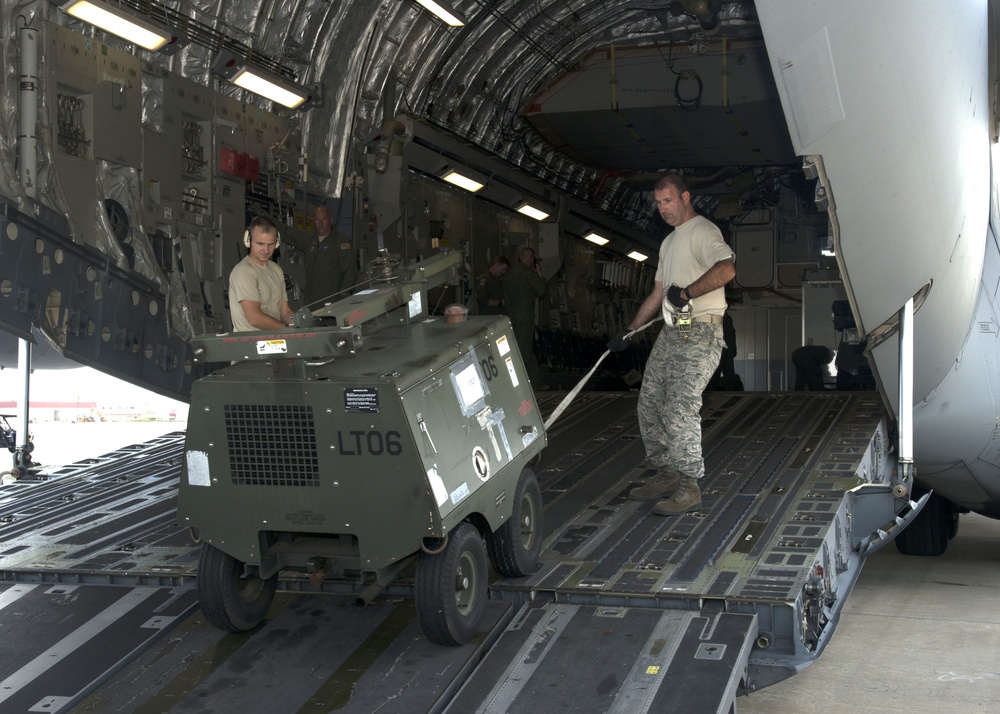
[738,512,1000,713]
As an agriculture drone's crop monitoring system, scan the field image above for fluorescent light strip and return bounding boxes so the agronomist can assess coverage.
[414,0,465,26]
[627,251,648,262]
[64,0,172,51]
[583,232,609,246]
[232,67,308,109]
[442,170,484,193]
[517,204,550,221]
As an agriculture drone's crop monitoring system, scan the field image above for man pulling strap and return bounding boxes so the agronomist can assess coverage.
[609,173,735,515]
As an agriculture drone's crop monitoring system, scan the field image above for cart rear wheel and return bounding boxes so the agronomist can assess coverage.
[416,522,487,646]
[487,467,543,577]
[197,543,277,632]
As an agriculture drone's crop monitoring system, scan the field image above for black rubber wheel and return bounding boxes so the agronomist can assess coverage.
[895,491,951,557]
[416,522,488,646]
[197,543,277,632]
[487,467,543,577]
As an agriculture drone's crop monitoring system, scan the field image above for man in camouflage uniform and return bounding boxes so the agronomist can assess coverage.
[608,174,735,515]
[475,254,510,315]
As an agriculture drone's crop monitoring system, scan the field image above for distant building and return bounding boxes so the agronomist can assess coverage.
[0,401,98,422]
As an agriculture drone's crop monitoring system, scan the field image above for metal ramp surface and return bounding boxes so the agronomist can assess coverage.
[446,603,756,714]
[0,391,893,712]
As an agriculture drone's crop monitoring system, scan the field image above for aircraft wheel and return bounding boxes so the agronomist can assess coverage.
[197,543,277,632]
[416,522,487,646]
[487,467,543,577]
[895,491,951,557]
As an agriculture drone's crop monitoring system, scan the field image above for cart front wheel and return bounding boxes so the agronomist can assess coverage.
[416,522,488,646]
[197,543,277,632]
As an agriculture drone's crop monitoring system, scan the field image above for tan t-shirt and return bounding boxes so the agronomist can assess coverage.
[654,215,734,321]
[228,256,287,332]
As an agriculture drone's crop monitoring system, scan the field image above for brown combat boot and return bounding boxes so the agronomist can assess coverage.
[651,477,702,515]
[629,469,682,501]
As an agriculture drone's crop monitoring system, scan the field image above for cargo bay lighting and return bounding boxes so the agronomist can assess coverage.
[627,250,648,262]
[212,50,311,109]
[231,66,310,109]
[516,202,550,221]
[583,231,610,246]
[413,0,465,26]
[441,169,484,193]
[57,0,174,51]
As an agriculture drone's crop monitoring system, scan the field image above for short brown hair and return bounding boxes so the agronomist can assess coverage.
[654,173,690,195]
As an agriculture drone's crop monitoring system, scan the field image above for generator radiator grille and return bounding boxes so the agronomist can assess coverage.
[225,404,319,487]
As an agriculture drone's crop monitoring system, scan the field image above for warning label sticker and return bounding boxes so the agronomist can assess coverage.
[257,339,287,355]
[345,387,379,413]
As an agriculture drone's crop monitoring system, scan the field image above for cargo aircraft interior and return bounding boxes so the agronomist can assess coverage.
[0,0,997,711]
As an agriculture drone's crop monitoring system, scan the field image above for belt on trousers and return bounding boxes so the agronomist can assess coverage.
[670,313,724,326]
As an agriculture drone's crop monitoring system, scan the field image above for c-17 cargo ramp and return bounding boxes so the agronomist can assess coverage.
[0,391,910,712]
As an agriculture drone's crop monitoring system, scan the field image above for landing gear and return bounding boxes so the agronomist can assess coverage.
[487,467,543,577]
[197,543,278,632]
[895,490,955,557]
[416,522,488,646]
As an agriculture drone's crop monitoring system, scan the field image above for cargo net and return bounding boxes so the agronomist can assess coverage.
[224,404,319,487]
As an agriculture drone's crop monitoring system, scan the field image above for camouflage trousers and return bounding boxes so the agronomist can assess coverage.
[637,321,724,480]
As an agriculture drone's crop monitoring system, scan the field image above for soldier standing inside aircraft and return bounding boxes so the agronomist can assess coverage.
[229,216,295,332]
[608,173,735,515]
[283,205,360,307]
[504,246,547,386]
[475,254,510,315]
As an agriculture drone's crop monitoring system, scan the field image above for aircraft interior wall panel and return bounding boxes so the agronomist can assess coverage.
[765,307,799,391]
[92,46,141,167]
[538,223,559,267]
[731,308,769,391]
[48,45,98,247]
[364,153,403,241]
[467,198,506,267]
[757,0,991,406]
[734,225,775,289]
[50,151,96,245]
[802,280,847,350]
[177,239,208,334]
[431,187,472,250]
[141,125,179,227]
[400,178,429,259]
[179,116,212,230]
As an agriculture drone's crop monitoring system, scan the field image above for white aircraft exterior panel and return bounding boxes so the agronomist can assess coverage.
[757,0,991,410]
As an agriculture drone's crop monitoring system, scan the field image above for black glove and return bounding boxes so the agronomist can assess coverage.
[667,284,690,309]
[608,329,631,352]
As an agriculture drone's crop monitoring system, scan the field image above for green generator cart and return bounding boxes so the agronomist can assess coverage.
[177,251,545,645]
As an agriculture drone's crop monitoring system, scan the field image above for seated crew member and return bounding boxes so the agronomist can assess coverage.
[229,216,295,332]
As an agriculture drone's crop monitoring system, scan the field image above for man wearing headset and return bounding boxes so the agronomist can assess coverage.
[229,215,295,332]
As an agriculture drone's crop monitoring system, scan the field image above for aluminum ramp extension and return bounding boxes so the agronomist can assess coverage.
[446,603,755,714]
[488,390,896,700]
